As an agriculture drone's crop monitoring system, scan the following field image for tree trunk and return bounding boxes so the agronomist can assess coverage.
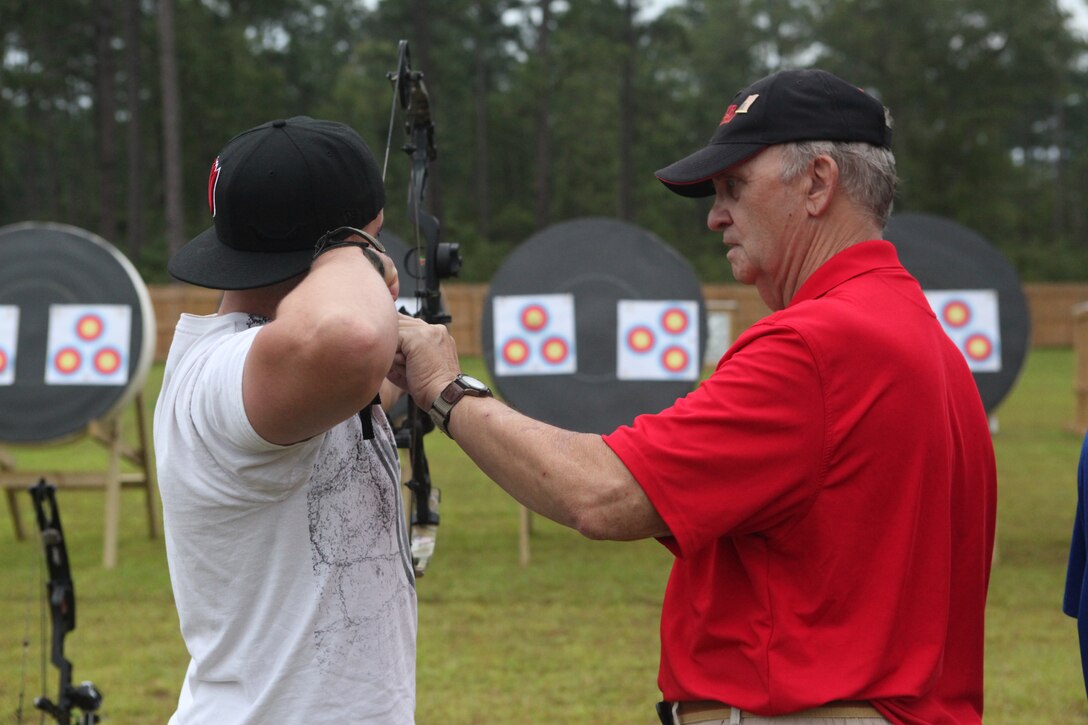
[617,0,637,221]
[124,0,144,262]
[473,0,491,239]
[95,0,119,242]
[533,0,553,229]
[410,0,443,221]
[158,0,186,258]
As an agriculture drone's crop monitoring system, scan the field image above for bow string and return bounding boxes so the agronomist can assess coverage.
[385,40,461,577]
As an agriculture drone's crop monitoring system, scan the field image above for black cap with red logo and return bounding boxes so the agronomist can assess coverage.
[655,69,893,198]
[168,116,385,290]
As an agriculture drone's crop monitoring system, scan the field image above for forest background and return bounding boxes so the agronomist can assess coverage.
[2,0,1087,286]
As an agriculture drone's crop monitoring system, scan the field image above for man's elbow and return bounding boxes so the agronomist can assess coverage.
[569,493,635,542]
[312,312,397,395]
[567,480,665,542]
[571,508,618,541]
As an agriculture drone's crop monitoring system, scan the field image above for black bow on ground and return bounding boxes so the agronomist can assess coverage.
[27,479,102,725]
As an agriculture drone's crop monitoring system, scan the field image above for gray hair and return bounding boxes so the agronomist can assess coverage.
[778,140,898,228]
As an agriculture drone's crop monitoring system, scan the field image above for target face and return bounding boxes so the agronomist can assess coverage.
[492,294,576,375]
[627,326,655,352]
[941,300,971,328]
[0,306,18,386]
[521,304,548,331]
[45,305,131,385]
[541,337,571,364]
[617,300,700,380]
[662,346,690,372]
[924,290,1000,372]
[502,338,530,366]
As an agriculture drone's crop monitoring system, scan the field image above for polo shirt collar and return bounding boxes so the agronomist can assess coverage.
[790,240,902,307]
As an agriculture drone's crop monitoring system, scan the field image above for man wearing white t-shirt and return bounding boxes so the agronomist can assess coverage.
[154,116,416,724]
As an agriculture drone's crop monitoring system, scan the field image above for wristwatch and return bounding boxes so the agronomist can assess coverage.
[428,374,492,437]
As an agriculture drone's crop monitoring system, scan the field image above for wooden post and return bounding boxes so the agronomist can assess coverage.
[0,447,26,539]
[1075,302,1088,436]
[519,505,532,566]
[134,393,160,539]
[100,416,123,569]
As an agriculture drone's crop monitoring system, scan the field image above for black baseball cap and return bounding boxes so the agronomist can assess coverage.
[168,116,385,290]
[656,69,892,198]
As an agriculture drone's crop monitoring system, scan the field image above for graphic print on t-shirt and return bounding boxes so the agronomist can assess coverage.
[306,419,413,687]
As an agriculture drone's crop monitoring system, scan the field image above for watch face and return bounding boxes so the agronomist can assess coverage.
[460,374,488,391]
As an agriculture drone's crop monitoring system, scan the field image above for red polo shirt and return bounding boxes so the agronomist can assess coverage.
[603,241,996,724]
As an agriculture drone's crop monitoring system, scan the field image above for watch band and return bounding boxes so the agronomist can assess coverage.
[428,374,492,437]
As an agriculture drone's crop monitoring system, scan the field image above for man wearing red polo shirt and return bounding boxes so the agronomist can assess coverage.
[392,69,996,724]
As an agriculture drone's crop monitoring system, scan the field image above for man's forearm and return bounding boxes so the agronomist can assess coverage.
[446,395,669,541]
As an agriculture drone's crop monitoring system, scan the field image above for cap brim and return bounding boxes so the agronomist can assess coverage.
[655,142,767,198]
[168,225,315,290]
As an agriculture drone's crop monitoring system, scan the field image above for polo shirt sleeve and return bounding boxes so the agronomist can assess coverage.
[603,323,826,558]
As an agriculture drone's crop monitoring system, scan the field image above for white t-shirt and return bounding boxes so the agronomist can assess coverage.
[154,312,417,724]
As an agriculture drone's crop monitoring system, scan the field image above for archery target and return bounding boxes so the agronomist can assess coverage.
[617,300,700,380]
[492,294,576,375]
[0,222,155,443]
[482,217,706,434]
[885,212,1029,413]
[0,306,18,386]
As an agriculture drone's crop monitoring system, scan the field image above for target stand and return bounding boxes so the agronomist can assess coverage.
[0,223,158,568]
[482,218,707,564]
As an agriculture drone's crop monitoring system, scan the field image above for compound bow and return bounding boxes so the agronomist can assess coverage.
[384,40,461,577]
[26,479,102,725]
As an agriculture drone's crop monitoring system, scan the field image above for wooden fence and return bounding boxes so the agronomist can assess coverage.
[1075,302,1088,434]
[149,281,1088,433]
[149,281,1088,361]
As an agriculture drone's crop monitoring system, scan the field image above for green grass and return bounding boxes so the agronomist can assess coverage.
[0,352,1084,723]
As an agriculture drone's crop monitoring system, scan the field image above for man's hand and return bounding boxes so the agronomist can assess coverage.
[389,311,669,542]
[389,314,462,410]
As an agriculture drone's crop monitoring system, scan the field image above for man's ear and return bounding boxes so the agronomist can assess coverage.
[805,155,838,217]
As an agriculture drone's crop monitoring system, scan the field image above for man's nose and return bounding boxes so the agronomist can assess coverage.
[707,200,731,231]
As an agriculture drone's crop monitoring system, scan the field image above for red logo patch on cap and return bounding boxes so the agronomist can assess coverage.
[720,94,760,125]
[207,156,222,217]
